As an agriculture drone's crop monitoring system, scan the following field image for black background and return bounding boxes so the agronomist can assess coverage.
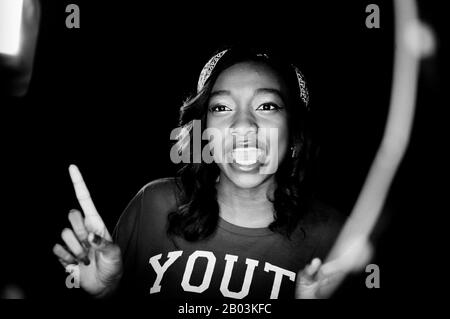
[0,0,445,303]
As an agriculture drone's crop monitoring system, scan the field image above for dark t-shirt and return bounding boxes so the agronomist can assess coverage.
[112,178,345,300]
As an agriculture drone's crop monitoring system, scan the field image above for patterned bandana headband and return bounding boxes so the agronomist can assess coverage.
[197,49,310,109]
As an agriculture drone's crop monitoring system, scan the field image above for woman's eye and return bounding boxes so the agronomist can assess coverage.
[256,103,282,112]
[210,104,231,113]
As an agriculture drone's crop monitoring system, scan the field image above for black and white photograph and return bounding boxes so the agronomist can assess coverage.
[0,0,445,316]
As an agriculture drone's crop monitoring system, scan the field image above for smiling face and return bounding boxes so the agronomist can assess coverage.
[206,61,290,189]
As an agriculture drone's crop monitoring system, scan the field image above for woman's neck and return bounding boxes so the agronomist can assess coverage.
[216,174,275,228]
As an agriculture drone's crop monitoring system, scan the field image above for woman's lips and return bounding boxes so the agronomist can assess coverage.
[231,161,261,172]
[228,147,268,173]
[231,147,264,166]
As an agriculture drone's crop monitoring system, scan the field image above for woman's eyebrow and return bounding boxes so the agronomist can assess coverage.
[210,88,286,102]
[254,88,286,103]
[210,90,231,98]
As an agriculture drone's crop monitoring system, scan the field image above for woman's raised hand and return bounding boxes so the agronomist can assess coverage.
[52,165,123,297]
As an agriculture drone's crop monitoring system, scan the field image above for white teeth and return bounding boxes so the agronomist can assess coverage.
[232,147,263,166]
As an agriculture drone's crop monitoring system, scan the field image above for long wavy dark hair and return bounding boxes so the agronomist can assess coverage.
[167,45,316,241]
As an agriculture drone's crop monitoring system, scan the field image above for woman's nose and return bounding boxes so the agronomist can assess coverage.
[230,108,258,136]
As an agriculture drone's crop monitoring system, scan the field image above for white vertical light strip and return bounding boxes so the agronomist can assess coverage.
[319,0,433,296]
[0,0,24,55]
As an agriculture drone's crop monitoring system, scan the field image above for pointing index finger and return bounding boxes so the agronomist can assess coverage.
[69,164,100,219]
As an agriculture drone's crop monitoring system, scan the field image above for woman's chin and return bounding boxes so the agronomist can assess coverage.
[224,163,272,189]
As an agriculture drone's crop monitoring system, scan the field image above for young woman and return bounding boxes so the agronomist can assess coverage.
[53,45,345,299]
